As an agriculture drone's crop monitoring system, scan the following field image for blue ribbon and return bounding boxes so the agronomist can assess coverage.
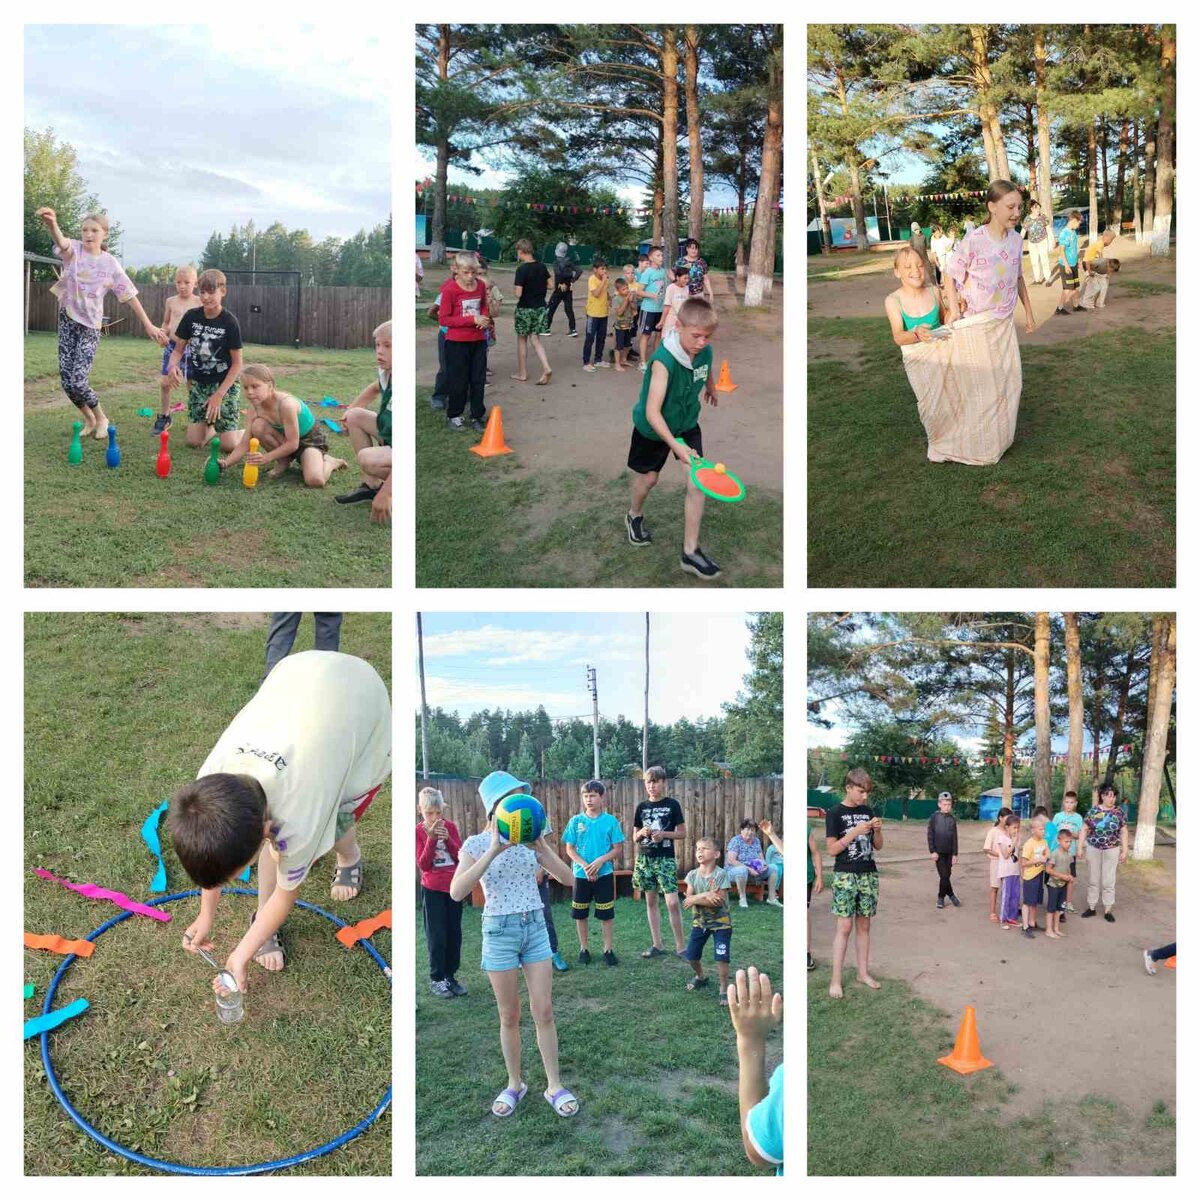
[140,800,170,892]
[24,997,89,1040]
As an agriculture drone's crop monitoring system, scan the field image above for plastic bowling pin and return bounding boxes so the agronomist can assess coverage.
[68,420,83,465]
[155,430,171,478]
[243,438,260,489]
[105,424,120,469]
[203,437,221,485]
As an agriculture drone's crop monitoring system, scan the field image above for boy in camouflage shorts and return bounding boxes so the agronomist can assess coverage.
[824,767,883,999]
[166,268,244,451]
[632,766,688,958]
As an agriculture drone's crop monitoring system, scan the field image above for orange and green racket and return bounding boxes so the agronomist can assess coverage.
[690,455,746,503]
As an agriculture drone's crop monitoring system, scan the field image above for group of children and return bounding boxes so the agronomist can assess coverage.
[416,768,782,1169]
[428,237,731,580]
[36,206,392,522]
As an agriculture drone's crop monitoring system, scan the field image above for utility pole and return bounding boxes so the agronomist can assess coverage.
[417,614,430,779]
[586,665,600,778]
[643,614,650,771]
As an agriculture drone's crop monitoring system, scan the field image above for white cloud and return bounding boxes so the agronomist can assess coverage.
[425,676,581,714]
[422,625,639,667]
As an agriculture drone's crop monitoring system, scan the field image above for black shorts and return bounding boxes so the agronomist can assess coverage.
[615,327,633,350]
[1061,263,1080,287]
[640,309,662,335]
[1045,884,1066,913]
[627,424,702,475]
[571,873,616,920]
[1021,876,1044,907]
[807,882,813,907]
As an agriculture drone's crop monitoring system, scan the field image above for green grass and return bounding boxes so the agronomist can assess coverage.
[416,895,783,1175]
[24,613,391,1175]
[415,390,783,587]
[1112,278,1176,297]
[808,317,1175,586]
[808,966,1174,1175]
[23,333,389,587]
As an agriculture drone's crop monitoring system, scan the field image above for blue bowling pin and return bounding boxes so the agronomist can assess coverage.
[105,424,120,469]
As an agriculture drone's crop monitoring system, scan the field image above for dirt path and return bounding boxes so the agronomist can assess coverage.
[416,285,784,490]
[811,819,1176,1121]
[808,239,1174,346]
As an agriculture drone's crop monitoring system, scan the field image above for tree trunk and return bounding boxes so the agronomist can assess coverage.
[812,149,833,254]
[1064,614,1084,799]
[1104,651,1137,783]
[1134,616,1175,859]
[1003,650,1015,807]
[1033,27,1056,239]
[744,35,783,307]
[980,111,998,179]
[1145,616,1161,751]
[660,28,681,262]
[1100,116,1111,228]
[1087,118,1099,242]
[684,26,704,243]
[1024,102,1037,185]
[1131,120,1142,238]
[1141,120,1157,245]
[1090,670,1104,800]
[429,25,452,266]
[1033,613,1052,810]
[1115,117,1130,227]
[652,188,663,244]
[970,26,1009,179]
[1152,25,1176,255]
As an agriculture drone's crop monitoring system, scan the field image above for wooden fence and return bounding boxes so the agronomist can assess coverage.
[413,775,784,875]
[25,281,391,351]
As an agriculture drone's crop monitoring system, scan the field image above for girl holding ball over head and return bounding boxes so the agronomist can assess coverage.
[450,770,579,1118]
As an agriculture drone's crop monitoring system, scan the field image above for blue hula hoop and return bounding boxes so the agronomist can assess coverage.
[40,887,391,1176]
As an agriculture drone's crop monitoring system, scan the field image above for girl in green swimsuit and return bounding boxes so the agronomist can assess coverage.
[221,363,347,488]
[883,245,949,346]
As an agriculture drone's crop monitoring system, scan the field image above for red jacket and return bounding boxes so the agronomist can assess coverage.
[438,279,489,343]
[416,820,462,892]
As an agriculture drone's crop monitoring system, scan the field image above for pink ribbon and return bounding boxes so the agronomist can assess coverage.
[33,869,172,922]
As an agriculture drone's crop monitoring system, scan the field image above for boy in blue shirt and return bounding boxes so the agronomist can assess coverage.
[1046,789,1084,917]
[636,245,667,370]
[562,780,625,965]
[1055,211,1083,315]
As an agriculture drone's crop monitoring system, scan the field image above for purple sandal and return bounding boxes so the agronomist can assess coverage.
[491,1083,527,1117]
[544,1087,579,1117]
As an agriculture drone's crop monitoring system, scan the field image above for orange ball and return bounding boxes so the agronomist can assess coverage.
[715,462,726,474]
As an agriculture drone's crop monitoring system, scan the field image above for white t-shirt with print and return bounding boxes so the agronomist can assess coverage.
[197,651,391,891]
[460,833,542,916]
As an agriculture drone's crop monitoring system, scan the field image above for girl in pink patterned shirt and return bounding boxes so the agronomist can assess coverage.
[943,181,1036,333]
[36,207,167,439]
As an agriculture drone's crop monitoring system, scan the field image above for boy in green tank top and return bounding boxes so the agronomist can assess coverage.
[625,297,722,580]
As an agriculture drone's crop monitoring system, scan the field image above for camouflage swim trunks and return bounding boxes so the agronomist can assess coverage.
[187,379,242,434]
[830,871,880,918]
[513,306,548,338]
[632,854,678,896]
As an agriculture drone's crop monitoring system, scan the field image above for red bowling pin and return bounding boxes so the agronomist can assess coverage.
[155,430,171,478]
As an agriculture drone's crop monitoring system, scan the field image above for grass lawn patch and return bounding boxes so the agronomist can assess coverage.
[415,393,783,587]
[416,895,783,1175]
[24,613,392,1176]
[24,333,389,587]
[808,317,1174,586]
[808,966,1175,1175]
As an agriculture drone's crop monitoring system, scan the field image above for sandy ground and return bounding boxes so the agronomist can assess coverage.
[808,238,1174,348]
[810,819,1176,1120]
[416,274,784,490]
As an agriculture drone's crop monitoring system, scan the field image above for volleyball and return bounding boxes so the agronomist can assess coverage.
[494,794,546,844]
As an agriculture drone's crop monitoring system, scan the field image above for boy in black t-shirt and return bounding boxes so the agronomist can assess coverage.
[510,238,553,386]
[824,767,883,1000]
[166,268,244,451]
[631,765,687,958]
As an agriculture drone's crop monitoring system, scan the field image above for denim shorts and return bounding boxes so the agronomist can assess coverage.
[480,908,552,972]
[685,925,731,963]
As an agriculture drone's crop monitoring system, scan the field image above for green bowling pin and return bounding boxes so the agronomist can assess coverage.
[203,437,221,485]
[68,420,83,465]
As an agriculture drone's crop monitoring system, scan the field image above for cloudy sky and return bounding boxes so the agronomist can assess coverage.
[418,613,756,725]
[26,25,391,268]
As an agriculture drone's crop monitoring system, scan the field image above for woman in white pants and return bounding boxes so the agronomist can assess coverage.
[1079,783,1129,923]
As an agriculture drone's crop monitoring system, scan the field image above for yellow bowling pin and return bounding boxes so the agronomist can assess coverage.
[243,437,260,489]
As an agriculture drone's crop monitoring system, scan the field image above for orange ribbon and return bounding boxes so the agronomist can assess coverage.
[24,932,95,958]
[335,909,392,948]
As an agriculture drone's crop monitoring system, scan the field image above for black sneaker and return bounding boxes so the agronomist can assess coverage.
[937,897,945,909]
[334,483,381,505]
[430,978,454,997]
[680,547,722,580]
[446,416,466,430]
[1022,926,1036,939]
[1104,910,1116,923]
[626,512,652,545]
[578,948,592,965]
[430,395,447,411]
[152,413,171,434]
[469,417,487,432]
[603,950,619,967]
[568,330,579,338]
[807,953,816,972]
[1056,307,1073,316]
[1080,907,1097,918]
[447,977,468,996]
[949,894,961,907]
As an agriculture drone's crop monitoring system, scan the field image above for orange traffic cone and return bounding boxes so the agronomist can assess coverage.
[938,1005,993,1075]
[469,405,513,457]
[1164,956,1177,969]
[714,358,738,393]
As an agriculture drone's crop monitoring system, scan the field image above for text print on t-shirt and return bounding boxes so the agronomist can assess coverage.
[692,363,709,384]
[235,744,287,771]
[460,296,482,317]
[837,810,875,866]
[190,320,234,375]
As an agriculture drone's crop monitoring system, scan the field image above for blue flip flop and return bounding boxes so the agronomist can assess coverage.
[492,1083,527,1118]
